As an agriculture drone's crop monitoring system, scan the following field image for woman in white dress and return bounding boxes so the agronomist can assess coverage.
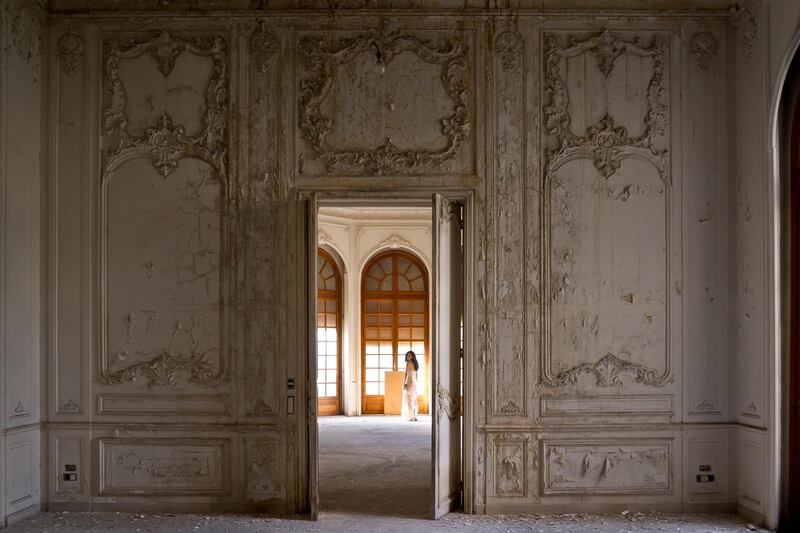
[402,351,419,422]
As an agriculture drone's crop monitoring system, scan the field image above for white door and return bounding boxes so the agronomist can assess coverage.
[432,193,463,518]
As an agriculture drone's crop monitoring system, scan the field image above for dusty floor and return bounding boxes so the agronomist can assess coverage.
[5,416,772,532]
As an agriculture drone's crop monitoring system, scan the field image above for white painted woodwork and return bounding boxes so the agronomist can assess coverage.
[432,193,462,518]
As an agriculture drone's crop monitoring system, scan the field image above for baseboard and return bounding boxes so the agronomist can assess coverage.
[484,501,737,515]
[2,502,41,528]
[45,500,291,516]
[737,503,766,527]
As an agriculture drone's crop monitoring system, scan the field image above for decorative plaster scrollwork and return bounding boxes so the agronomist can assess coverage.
[380,233,412,249]
[298,28,470,175]
[545,353,673,388]
[102,351,225,387]
[730,2,757,62]
[689,31,719,74]
[494,31,523,73]
[57,32,84,77]
[544,30,668,181]
[438,197,458,226]
[59,399,80,412]
[436,384,460,421]
[250,20,278,73]
[102,31,229,179]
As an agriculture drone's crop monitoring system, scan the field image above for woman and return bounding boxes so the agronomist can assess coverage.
[402,350,419,422]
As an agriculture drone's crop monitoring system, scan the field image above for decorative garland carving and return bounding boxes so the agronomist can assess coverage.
[544,30,668,181]
[298,28,470,175]
[102,31,229,179]
[436,384,460,421]
[57,32,84,77]
[102,351,225,387]
[250,20,278,73]
[730,2,757,62]
[689,31,719,74]
[495,31,523,73]
[544,353,673,388]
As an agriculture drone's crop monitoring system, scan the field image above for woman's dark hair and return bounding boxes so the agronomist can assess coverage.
[406,351,419,371]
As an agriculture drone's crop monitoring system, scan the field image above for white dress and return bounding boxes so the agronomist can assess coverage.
[401,361,418,421]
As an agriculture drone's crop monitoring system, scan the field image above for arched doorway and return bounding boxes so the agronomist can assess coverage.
[317,248,343,416]
[360,250,430,415]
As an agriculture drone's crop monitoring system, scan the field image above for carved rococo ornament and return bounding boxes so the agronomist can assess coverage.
[544,353,673,388]
[102,31,229,180]
[299,28,470,175]
[102,350,225,387]
[250,20,279,73]
[494,30,523,73]
[544,30,668,181]
[689,31,719,74]
[436,384,460,421]
[730,2,757,62]
[57,32,85,77]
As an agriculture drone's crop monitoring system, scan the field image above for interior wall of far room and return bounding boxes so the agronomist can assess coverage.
[318,208,432,416]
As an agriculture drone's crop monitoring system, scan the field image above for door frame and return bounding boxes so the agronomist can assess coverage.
[297,189,475,518]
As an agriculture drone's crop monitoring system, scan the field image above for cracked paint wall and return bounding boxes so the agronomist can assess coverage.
[31,0,779,525]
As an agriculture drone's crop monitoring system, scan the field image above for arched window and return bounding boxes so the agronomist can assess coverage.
[361,250,429,415]
[317,249,342,416]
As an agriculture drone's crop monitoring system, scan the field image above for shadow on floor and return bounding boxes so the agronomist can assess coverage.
[319,415,432,519]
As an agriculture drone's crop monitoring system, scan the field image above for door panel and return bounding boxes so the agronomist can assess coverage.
[432,193,462,518]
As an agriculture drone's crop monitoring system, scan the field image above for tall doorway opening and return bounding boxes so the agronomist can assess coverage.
[361,250,430,415]
[304,195,470,520]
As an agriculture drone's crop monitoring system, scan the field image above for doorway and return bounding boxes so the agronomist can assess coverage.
[304,194,470,520]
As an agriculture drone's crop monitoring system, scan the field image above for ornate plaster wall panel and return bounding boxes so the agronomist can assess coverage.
[244,436,286,501]
[486,432,539,504]
[296,26,475,177]
[683,428,729,503]
[99,438,230,495]
[487,28,535,422]
[736,427,766,516]
[730,0,767,427]
[682,20,729,421]
[539,394,673,423]
[97,394,230,417]
[52,25,90,419]
[5,430,40,515]
[542,439,672,495]
[51,433,88,500]
[541,30,676,393]
[233,20,287,420]
[103,158,225,388]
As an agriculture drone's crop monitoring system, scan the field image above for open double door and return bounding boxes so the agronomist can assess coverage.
[302,193,467,519]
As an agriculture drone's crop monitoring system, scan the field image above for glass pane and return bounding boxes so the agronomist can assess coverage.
[398,341,412,353]
[398,315,410,326]
[366,342,379,355]
[379,382,385,395]
[317,341,325,356]
[365,314,378,326]
[380,301,392,313]
[326,355,337,370]
[398,328,411,340]
[407,264,421,279]
[380,327,392,339]
[412,342,425,355]
[379,341,393,354]
[326,300,336,313]
[412,314,425,326]
[379,257,392,274]
[398,277,410,291]
[317,313,325,326]
[317,384,325,397]
[366,382,379,395]
[317,372,325,384]
[398,301,410,313]
[318,355,327,370]
[413,300,425,313]
[412,327,424,339]
[366,355,379,368]
[380,314,392,326]
[326,369,337,383]
[326,327,337,341]
[365,300,378,312]
[366,278,379,291]
[379,276,392,291]
[380,355,393,368]
[366,328,379,340]
[366,369,379,382]
[326,384,337,397]
[410,278,424,291]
